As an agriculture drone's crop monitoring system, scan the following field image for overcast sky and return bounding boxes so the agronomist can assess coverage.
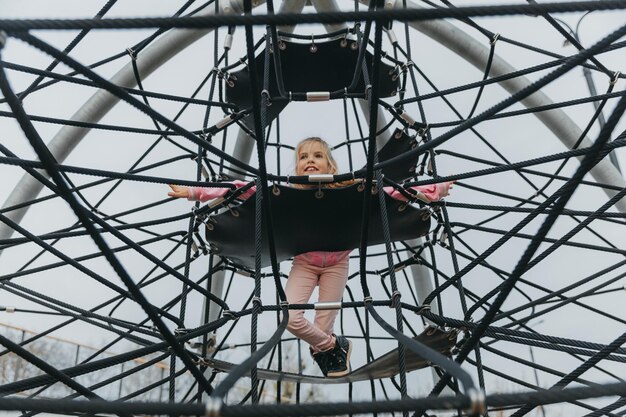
[1,0,626,414]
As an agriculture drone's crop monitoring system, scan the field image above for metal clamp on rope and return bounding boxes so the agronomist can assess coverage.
[261,89,272,107]
[467,388,487,415]
[174,328,187,336]
[205,397,222,417]
[2,306,15,313]
[224,33,233,50]
[611,71,622,85]
[363,296,373,306]
[417,304,431,315]
[315,301,342,310]
[252,296,263,313]
[223,310,238,321]
[215,114,236,130]
[417,124,430,137]
[390,291,401,308]
[125,47,137,60]
[399,109,416,126]
[308,174,334,183]
[307,91,330,102]
[491,33,500,45]
[385,27,398,45]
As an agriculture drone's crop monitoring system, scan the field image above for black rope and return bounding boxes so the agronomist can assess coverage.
[1,2,626,30]
[0,381,625,416]
[0,43,216,396]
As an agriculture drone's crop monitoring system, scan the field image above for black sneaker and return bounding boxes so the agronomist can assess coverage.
[311,348,333,377]
[325,335,352,377]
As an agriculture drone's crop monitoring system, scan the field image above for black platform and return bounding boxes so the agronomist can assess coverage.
[206,183,430,269]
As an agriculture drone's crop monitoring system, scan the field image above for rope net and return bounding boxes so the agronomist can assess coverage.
[0,1,626,416]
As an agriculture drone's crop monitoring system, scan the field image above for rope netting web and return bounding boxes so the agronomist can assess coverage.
[1,1,626,416]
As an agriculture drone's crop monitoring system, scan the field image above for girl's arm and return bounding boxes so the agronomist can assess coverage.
[383,181,453,203]
[168,180,256,203]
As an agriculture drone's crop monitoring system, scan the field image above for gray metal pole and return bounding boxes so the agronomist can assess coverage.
[200,0,309,353]
[0,0,266,251]
[376,0,626,210]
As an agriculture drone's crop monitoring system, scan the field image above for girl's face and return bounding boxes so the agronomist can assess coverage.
[296,141,332,176]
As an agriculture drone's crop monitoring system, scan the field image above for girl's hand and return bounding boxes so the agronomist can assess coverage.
[438,181,454,198]
[168,184,189,199]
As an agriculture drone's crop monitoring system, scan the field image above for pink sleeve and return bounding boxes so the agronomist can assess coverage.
[188,180,257,202]
[384,181,453,203]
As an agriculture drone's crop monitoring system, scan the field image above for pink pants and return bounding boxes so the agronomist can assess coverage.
[284,256,349,353]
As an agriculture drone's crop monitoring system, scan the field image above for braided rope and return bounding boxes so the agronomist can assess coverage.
[0,2,625,31]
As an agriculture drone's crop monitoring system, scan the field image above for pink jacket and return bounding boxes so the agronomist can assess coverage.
[189,181,452,267]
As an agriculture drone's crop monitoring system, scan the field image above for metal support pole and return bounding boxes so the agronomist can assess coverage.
[0,0,267,254]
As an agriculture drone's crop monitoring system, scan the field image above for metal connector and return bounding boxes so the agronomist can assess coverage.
[215,115,235,129]
[399,110,415,126]
[306,91,330,102]
[224,33,233,50]
[314,301,342,310]
[308,174,334,183]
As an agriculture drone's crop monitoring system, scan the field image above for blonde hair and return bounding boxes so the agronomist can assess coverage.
[295,137,339,175]
[294,137,356,188]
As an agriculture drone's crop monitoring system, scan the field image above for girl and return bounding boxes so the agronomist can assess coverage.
[168,137,452,377]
